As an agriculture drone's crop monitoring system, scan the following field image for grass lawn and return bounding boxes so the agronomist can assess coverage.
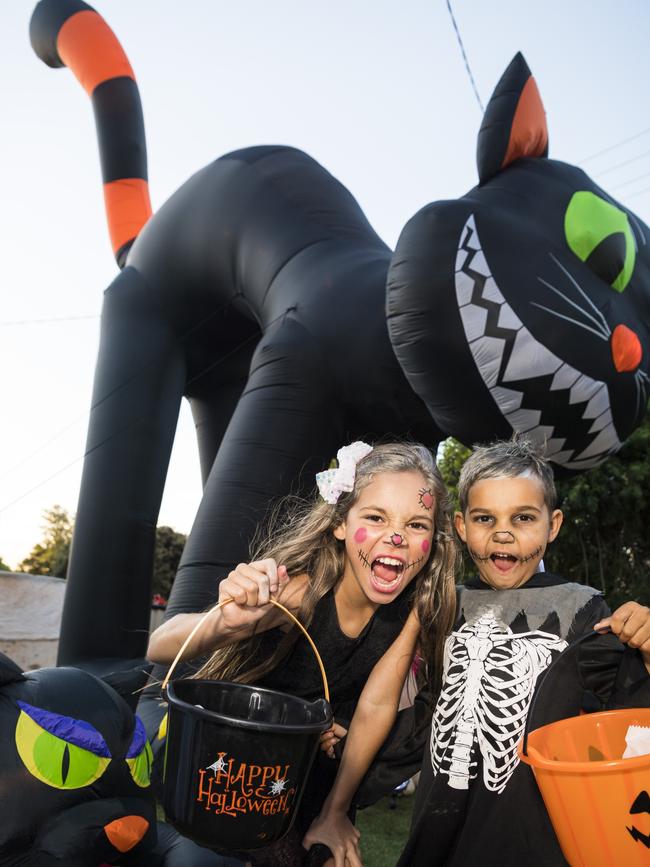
[357,793,414,866]
[156,793,415,865]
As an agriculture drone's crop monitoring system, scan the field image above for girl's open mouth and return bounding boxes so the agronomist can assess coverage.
[370,556,405,593]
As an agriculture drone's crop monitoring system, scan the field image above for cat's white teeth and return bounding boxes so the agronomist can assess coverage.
[502,329,563,382]
[551,363,582,391]
[455,214,623,470]
[569,374,602,406]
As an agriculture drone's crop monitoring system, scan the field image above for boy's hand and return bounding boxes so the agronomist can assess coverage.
[595,602,650,672]
[303,808,363,867]
[319,722,347,759]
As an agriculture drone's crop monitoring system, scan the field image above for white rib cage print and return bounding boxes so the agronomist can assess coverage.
[430,612,566,794]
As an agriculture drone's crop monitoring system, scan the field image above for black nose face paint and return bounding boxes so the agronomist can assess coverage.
[628,790,650,848]
[492,530,515,542]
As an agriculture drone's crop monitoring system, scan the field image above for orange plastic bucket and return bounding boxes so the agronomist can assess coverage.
[519,706,650,866]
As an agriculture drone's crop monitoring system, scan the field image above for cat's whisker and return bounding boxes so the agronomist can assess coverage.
[537,276,610,338]
[530,302,609,341]
[634,374,644,420]
[548,253,612,335]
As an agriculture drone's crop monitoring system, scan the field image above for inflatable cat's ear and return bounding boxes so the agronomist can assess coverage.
[477,52,548,185]
[0,652,26,687]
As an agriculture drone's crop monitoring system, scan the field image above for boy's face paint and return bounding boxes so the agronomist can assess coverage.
[334,470,435,608]
[454,475,563,590]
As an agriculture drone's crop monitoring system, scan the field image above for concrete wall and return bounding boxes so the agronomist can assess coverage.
[0,571,165,671]
[0,571,65,670]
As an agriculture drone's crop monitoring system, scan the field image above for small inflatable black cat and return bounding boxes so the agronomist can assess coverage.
[0,652,156,866]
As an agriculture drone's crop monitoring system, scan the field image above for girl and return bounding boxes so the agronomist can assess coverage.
[147,441,459,866]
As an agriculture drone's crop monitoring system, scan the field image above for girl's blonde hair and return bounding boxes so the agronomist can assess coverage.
[196,442,458,693]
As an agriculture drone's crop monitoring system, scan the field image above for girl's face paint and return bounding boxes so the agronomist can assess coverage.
[419,488,434,510]
[421,539,430,554]
[333,471,435,607]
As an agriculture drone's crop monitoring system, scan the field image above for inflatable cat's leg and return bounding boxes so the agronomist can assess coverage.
[167,315,344,620]
[58,267,186,667]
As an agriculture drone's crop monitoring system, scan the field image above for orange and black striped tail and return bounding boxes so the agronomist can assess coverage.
[30,0,152,267]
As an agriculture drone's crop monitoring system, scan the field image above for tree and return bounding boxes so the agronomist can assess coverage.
[152,526,187,599]
[18,505,73,578]
[0,556,11,572]
[438,415,650,608]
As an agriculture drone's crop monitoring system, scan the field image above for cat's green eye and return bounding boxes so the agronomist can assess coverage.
[15,709,110,789]
[564,191,635,291]
[126,739,153,788]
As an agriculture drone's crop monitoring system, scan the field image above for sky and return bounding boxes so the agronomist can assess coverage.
[1,0,649,569]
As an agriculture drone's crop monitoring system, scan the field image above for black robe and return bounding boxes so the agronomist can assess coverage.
[397,572,650,867]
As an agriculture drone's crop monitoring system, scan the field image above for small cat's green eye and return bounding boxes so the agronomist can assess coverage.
[564,191,635,291]
[15,709,110,789]
[126,740,153,788]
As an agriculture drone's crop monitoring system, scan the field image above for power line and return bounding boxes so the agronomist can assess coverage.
[0,298,232,484]
[446,0,484,113]
[609,170,650,193]
[0,314,99,327]
[579,128,650,165]
[625,185,650,201]
[0,305,291,517]
[594,148,650,179]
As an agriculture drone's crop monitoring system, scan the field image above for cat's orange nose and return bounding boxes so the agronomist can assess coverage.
[611,324,642,372]
[104,815,149,853]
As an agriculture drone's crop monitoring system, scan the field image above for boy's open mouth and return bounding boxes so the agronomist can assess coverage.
[371,556,404,593]
[490,552,518,573]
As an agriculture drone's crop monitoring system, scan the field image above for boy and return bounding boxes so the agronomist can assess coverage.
[304,437,650,867]
[400,437,650,866]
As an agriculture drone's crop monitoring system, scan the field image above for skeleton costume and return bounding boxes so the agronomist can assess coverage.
[397,572,650,867]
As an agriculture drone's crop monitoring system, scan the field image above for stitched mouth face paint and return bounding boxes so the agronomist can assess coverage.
[470,544,543,565]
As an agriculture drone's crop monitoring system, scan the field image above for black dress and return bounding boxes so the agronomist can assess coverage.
[246,584,426,865]
[397,573,650,867]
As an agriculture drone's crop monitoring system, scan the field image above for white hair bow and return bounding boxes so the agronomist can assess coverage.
[316,441,374,504]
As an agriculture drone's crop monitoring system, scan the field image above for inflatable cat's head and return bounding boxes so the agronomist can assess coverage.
[388,52,650,471]
[0,653,156,865]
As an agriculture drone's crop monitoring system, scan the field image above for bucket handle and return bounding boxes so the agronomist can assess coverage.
[161,597,330,703]
[521,626,611,757]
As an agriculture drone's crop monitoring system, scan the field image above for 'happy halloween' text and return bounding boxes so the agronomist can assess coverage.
[196,754,296,817]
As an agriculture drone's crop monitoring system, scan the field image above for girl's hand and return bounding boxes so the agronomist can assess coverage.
[218,559,290,631]
[595,602,650,671]
[319,722,347,759]
[303,809,363,867]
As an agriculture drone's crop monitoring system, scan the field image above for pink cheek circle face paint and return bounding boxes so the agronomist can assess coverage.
[354,527,368,543]
[421,539,431,554]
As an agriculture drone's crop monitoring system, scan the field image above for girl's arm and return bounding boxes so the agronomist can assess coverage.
[302,610,421,867]
[146,559,303,663]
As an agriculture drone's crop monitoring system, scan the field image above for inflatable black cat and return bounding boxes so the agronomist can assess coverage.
[29,0,438,675]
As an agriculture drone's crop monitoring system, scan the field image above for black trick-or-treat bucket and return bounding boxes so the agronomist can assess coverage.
[161,599,333,853]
